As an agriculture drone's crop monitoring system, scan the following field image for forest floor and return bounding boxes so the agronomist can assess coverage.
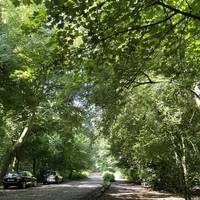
[99,181,187,200]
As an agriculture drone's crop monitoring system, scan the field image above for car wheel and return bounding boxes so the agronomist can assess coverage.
[3,185,8,189]
[21,181,26,189]
[55,177,59,184]
[33,181,37,187]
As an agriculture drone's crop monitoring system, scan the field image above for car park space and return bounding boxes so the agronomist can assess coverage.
[42,170,63,184]
[2,169,65,190]
[3,171,37,189]
[0,173,103,200]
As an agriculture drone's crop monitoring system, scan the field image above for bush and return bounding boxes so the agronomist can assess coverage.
[61,170,71,180]
[106,167,115,173]
[103,172,115,182]
[120,168,141,184]
[71,171,89,180]
[139,168,157,187]
[102,180,111,190]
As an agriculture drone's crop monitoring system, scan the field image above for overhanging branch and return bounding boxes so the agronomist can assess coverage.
[100,12,177,42]
[155,1,200,21]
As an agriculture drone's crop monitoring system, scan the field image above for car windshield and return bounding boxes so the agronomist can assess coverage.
[45,171,56,176]
[24,171,32,176]
[6,172,21,177]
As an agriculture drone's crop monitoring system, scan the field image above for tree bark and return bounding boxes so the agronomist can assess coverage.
[169,131,191,200]
[180,135,191,200]
[0,150,15,183]
[11,157,17,170]
[16,159,19,171]
[33,158,36,176]
[69,170,73,179]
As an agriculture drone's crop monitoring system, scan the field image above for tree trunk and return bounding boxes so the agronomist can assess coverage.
[16,159,19,171]
[33,158,36,176]
[0,112,35,183]
[69,170,73,179]
[0,150,15,183]
[11,157,17,171]
[169,131,191,200]
[180,135,191,200]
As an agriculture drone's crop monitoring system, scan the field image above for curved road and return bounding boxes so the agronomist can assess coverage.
[0,173,102,200]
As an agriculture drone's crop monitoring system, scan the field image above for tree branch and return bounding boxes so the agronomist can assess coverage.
[189,89,200,100]
[155,1,200,21]
[124,76,169,89]
[119,16,186,91]
[100,12,177,42]
[142,72,155,83]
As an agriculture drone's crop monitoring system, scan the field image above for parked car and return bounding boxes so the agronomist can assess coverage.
[2,171,37,189]
[43,170,63,184]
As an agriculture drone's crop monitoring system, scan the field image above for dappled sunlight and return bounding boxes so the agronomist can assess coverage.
[0,173,103,200]
[100,182,184,200]
[114,171,124,181]
[1,1,200,200]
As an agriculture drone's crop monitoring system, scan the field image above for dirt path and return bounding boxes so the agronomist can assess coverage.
[0,173,102,200]
[99,181,184,200]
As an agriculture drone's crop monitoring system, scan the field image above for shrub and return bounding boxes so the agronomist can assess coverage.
[102,180,111,190]
[71,171,89,180]
[106,167,115,173]
[103,172,115,182]
[120,168,141,184]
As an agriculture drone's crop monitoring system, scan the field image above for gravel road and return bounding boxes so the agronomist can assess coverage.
[0,173,102,200]
[99,181,184,200]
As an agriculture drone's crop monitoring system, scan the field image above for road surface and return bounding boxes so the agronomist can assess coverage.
[99,181,184,200]
[0,173,102,200]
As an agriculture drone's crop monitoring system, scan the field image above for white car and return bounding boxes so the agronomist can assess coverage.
[43,170,63,184]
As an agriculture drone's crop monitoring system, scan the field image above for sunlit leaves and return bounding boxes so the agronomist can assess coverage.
[10,66,36,83]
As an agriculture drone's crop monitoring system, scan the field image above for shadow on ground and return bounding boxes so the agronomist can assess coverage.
[0,173,103,200]
[100,181,184,200]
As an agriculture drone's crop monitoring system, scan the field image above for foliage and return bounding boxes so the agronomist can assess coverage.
[0,0,95,182]
[120,168,141,184]
[2,1,200,200]
[71,171,89,180]
[102,83,200,194]
[103,171,115,182]
[102,180,111,190]
[94,138,116,172]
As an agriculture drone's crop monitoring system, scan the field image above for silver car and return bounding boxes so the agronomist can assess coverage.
[43,170,63,184]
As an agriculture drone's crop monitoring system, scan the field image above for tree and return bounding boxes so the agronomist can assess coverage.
[0,0,62,179]
[2,1,200,200]
[99,82,200,199]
